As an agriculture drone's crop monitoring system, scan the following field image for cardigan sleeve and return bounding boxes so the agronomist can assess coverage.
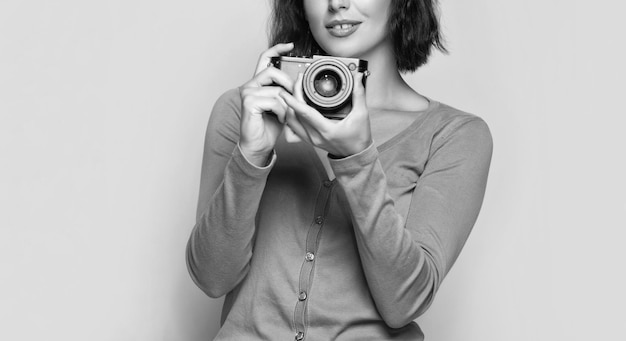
[186,88,275,298]
[329,117,493,328]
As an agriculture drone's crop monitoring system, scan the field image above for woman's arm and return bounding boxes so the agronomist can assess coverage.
[186,43,296,298]
[186,89,275,298]
[329,117,493,328]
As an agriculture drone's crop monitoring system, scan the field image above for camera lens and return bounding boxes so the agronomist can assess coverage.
[314,71,342,98]
[303,58,353,111]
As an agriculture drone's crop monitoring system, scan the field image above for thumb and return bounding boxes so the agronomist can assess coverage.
[283,125,302,143]
[350,72,367,113]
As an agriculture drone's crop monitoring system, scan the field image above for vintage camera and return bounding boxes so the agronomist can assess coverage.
[270,55,368,119]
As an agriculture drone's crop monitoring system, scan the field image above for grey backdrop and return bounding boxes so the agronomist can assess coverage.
[1,0,624,340]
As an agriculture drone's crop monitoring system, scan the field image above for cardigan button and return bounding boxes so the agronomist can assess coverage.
[315,216,323,225]
[298,291,307,301]
[295,331,304,340]
[305,252,315,262]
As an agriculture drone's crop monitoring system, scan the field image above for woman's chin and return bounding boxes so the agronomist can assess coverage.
[322,48,360,59]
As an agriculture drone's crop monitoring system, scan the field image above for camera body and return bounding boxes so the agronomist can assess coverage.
[270,55,368,119]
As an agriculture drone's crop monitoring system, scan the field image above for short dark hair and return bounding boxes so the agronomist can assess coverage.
[268,0,447,73]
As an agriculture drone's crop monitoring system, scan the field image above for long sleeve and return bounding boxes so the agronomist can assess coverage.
[329,117,493,328]
[186,88,275,298]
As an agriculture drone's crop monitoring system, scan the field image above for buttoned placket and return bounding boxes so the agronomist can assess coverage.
[293,179,335,340]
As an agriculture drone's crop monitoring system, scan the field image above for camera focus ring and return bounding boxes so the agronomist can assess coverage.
[302,58,353,111]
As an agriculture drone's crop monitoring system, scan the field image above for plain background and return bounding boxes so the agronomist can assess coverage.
[1,0,625,340]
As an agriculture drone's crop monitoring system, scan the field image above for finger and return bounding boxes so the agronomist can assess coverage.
[284,106,312,143]
[280,88,330,132]
[292,73,338,127]
[339,72,369,127]
[244,85,288,99]
[249,66,295,90]
[292,72,305,102]
[262,42,295,58]
[243,95,288,123]
[255,42,294,75]
[350,72,367,113]
[283,125,302,143]
[273,95,289,124]
[242,87,290,123]
[291,73,330,130]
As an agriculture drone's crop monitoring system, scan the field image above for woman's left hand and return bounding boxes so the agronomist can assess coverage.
[279,72,372,158]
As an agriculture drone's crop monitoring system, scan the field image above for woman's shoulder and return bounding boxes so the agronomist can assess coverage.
[425,100,492,149]
[204,88,244,138]
[207,87,244,127]
[212,87,243,112]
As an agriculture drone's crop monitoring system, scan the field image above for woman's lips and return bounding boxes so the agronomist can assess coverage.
[326,21,361,37]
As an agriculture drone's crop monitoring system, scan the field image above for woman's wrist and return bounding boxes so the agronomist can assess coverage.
[331,138,373,159]
[238,143,273,167]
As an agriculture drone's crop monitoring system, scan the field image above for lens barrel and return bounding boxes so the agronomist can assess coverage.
[303,58,353,110]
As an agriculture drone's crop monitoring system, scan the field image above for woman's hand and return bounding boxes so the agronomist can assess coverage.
[239,43,295,166]
[279,72,373,158]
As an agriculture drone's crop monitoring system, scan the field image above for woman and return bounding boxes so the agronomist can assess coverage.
[187,0,493,340]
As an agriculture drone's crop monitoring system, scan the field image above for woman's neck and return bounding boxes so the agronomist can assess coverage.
[360,46,429,112]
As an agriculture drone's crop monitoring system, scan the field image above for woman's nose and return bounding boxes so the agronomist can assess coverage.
[329,0,349,12]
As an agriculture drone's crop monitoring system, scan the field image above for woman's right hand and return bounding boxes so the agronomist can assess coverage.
[239,43,295,167]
